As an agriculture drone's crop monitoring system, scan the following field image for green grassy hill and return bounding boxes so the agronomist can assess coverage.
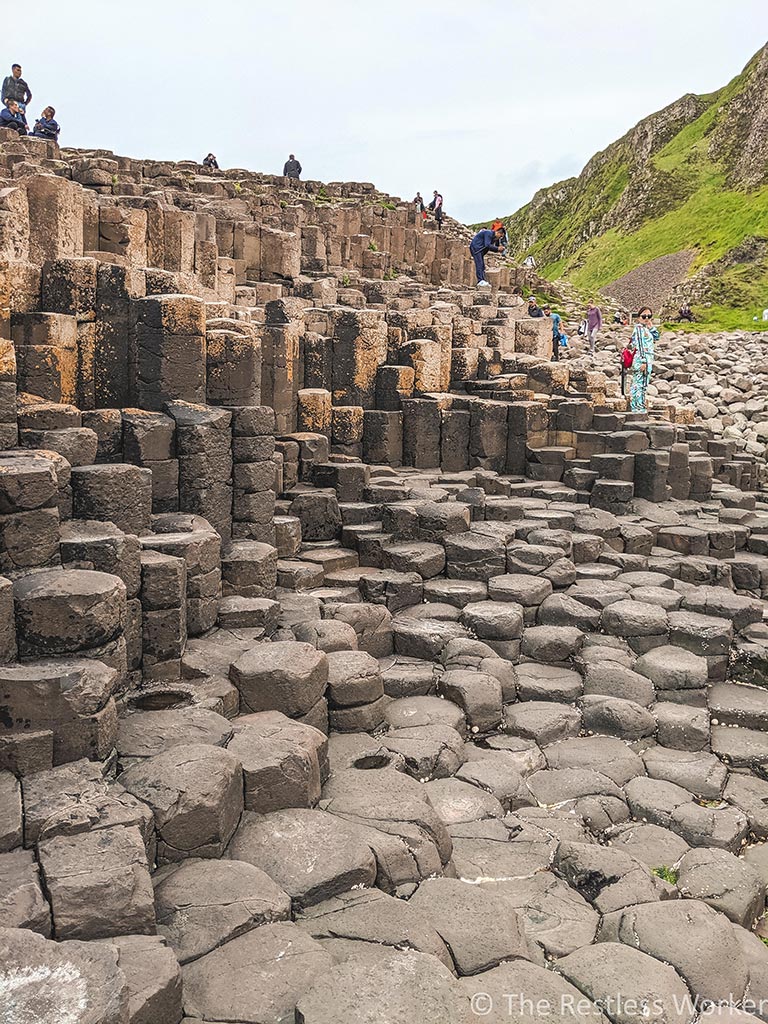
[490,44,768,330]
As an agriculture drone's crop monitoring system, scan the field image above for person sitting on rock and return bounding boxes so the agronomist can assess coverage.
[678,302,694,322]
[283,154,302,180]
[527,295,544,317]
[1,64,31,113]
[0,99,28,135]
[203,153,219,169]
[30,106,59,142]
[469,227,505,289]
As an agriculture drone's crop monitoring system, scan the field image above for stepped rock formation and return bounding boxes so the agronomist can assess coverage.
[498,43,768,319]
[1,132,768,1023]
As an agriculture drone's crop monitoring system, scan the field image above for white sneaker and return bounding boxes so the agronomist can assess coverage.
[477,280,491,289]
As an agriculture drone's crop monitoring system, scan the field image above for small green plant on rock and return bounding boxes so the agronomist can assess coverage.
[111,174,118,186]
[383,267,398,281]
[651,865,679,885]
[341,273,351,287]
[368,241,379,252]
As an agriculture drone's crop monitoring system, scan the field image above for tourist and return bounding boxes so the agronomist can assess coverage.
[527,296,544,318]
[585,300,602,354]
[283,154,302,180]
[522,254,536,269]
[0,99,28,135]
[203,153,219,170]
[629,306,659,413]
[468,227,505,289]
[1,64,31,112]
[413,191,424,212]
[428,191,443,230]
[29,106,59,142]
[678,302,694,322]
[543,304,566,361]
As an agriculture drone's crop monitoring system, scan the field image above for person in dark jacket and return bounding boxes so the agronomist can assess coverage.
[469,227,505,288]
[203,153,219,169]
[527,296,544,317]
[1,64,31,111]
[428,191,444,229]
[30,106,59,141]
[0,99,28,135]
[283,154,302,179]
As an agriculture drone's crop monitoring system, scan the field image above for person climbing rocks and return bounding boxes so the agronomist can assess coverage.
[585,300,603,354]
[1,64,31,112]
[428,191,443,230]
[29,106,59,142]
[0,99,28,135]
[468,227,505,289]
[543,304,566,361]
[283,154,302,180]
[629,306,659,413]
[527,296,544,317]
[203,153,219,169]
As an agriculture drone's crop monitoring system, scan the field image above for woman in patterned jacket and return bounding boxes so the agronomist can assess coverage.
[629,306,660,413]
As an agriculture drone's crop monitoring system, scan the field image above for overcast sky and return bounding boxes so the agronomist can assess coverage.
[13,1,768,223]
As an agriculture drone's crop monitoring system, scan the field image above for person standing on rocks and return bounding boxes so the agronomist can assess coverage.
[428,191,443,230]
[585,300,603,355]
[629,306,659,413]
[1,64,31,112]
[543,304,566,361]
[283,154,302,180]
[468,227,505,289]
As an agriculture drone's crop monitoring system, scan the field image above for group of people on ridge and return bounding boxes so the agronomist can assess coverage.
[413,191,444,230]
[1,63,60,142]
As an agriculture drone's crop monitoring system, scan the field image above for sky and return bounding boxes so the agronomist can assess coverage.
[11,1,768,223]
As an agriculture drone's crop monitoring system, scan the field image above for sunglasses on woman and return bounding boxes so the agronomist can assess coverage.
[639,314,652,320]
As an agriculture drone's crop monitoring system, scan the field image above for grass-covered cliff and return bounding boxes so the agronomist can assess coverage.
[489,44,768,330]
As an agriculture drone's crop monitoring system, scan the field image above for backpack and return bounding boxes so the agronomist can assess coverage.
[621,347,634,369]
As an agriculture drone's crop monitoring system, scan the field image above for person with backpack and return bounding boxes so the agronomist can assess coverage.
[628,306,659,412]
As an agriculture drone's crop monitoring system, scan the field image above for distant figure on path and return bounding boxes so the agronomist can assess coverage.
[283,154,302,179]
[527,296,544,318]
[629,306,659,413]
[428,191,443,230]
[0,99,28,135]
[203,153,219,169]
[585,300,602,354]
[30,106,59,141]
[469,227,505,289]
[1,64,31,111]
